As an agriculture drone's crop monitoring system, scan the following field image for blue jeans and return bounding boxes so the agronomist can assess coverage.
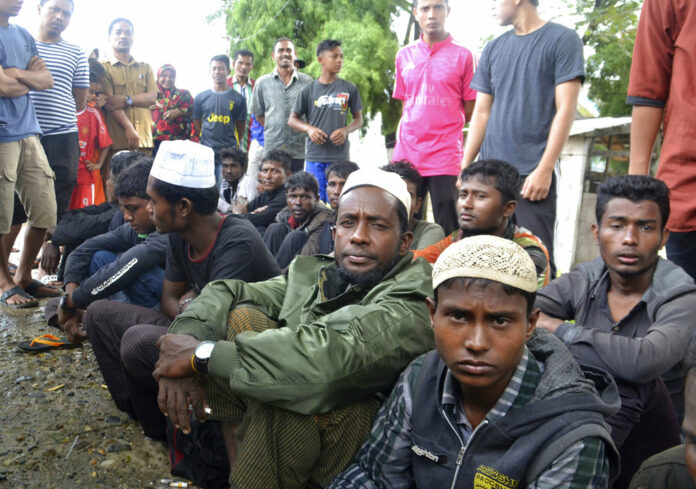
[87,250,164,309]
[305,161,330,203]
[666,231,696,281]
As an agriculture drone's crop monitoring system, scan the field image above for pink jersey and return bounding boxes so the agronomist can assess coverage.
[392,35,477,177]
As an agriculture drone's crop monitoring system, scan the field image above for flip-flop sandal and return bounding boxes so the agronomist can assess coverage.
[0,286,39,309]
[18,334,78,352]
[24,279,62,298]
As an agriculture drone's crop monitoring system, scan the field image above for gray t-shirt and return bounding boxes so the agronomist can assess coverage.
[193,88,247,151]
[471,22,585,176]
[292,78,362,162]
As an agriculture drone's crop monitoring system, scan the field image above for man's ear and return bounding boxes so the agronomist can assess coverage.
[178,198,193,218]
[425,296,437,329]
[399,230,414,256]
[591,223,599,246]
[660,228,670,250]
[502,200,517,218]
[527,308,539,340]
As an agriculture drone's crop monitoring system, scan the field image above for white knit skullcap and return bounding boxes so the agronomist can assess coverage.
[432,235,538,292]
[150,140,216,189]
[340,168,411,217]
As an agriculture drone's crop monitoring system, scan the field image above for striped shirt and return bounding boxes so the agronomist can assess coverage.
[29,39,89,136]
[328,347,610,489]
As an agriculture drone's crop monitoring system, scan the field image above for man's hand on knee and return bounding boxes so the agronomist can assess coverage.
[154,333,201,380]
[157,377,209,434]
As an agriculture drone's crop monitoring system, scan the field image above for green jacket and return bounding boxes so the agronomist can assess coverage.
[169,252,435,415]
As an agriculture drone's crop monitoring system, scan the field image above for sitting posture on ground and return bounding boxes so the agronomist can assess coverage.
[316,160,359,255]
[152,168,435,488]
[329,235,619,489]
[217,146,257,214]
[263,171,333,268]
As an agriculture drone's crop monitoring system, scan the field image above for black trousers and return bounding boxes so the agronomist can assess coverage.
[416,175,458,236]
[12,132,79,225]
[513,173,557,277]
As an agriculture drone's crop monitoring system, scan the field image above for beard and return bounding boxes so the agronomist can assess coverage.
[337,248,402,290]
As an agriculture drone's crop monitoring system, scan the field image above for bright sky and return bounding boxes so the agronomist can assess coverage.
[13,0,579,98]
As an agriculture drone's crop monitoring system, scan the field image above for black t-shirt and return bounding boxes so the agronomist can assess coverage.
[193,88,247,150]
[165,214,280,293]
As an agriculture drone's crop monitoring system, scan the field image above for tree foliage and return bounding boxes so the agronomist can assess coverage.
[218,0,412,134]
[573,0,640,117]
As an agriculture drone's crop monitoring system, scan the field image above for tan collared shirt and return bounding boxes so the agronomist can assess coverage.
[101,55,156,149]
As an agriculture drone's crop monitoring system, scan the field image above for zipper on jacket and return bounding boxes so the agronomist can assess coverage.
[442,408,488,489]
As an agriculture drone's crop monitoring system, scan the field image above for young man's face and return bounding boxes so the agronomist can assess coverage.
[146,176,177,233]
[684,373,696,483]
[259,160,288,191]
[119,195,155,235]
[110,21,133,53]
[414,0,450,38]
[272,40,295,70]
[457,175,515,236]
[87,81,102,105]
[0,0,23,19]
[210,60,230,85]
[287,186,317,223]
[326,172,348,210]
[334,186,412,284]
[318,46,343,76]
[38,0,73,37]
[592,198,669,278]
[404,179,422,224]
[157,69,175,90]
[234,55,253,82]
[221,158,243,185]
[427,280,536,400]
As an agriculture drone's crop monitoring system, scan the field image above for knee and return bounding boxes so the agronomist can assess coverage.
[120,325,165,376]
[83,299,116,340]
[89,250,117,272]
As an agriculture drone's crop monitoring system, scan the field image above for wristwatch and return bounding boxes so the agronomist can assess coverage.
[193,341,216,374]
[125,95,133,107]
[59,294,74,312]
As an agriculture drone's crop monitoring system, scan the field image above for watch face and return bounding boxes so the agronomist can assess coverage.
[195,342,215,359]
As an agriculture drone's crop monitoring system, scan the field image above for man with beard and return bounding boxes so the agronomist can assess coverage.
[536,175,696,486]
[414,159,549,288]
[152,167,435,488]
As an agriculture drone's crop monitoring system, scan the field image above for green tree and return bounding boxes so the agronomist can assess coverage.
[217,0,412,134]
[573,0,641,116]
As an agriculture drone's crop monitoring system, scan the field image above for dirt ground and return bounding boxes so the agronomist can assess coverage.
[0,298,196,489]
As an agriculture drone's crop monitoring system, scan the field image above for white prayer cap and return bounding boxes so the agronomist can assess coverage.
[150,140,216,189]
[339,168,411,217]
[432,235,538,292]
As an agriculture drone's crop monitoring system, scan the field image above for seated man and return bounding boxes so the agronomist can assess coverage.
[152,168,435,488]
[47,160,167,341]
[317,160,359,255]
[629,335,696,489]
[238,148,292,234]
[84,140,280,440]
[414,159,549,288]
[536,175,696,485]
[329,235,619,488]
[263,171,333,268]
[217,147,257,214]
[382,161,445,249]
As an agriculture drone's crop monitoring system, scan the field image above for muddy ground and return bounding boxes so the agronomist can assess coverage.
[0,299,197,489]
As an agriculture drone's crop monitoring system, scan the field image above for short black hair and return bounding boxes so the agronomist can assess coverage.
[108,18,133,35]
[274,37,293,50]
[382,161,423,195]
[151,178,218,217]
[286,171,319,196]
[326,160,359,180]
[210,54,230,71]
[233,49,254,63]
[316,39,342,57]
[115,161,152,200]
[595,175,670,230]
[88,57,106,83]
[460,159,522,204]
[220,147,248,173]
[262,149,292,172]
[434,277,536,315]
[111,152,149,180]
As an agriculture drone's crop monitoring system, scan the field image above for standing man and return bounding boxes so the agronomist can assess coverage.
[289,39,363,203]
[0,0,57,307]
[627,0,696,281]
[227,49,255,152]
[101,18,157,174]
[250,37,312,173]
[463,0,585,275]
[194,54,247,185]
[392,0,477,236]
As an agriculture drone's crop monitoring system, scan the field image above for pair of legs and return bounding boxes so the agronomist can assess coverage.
[0,136,57,306]
[415,175,458,236]
[263,224,310,269]
[305,161,330,202]
[666,231,696,281]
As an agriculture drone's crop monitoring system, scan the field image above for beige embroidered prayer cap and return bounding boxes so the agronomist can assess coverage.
[150,140,216,189]
[339,167,411,217]
[432,235,537,292]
